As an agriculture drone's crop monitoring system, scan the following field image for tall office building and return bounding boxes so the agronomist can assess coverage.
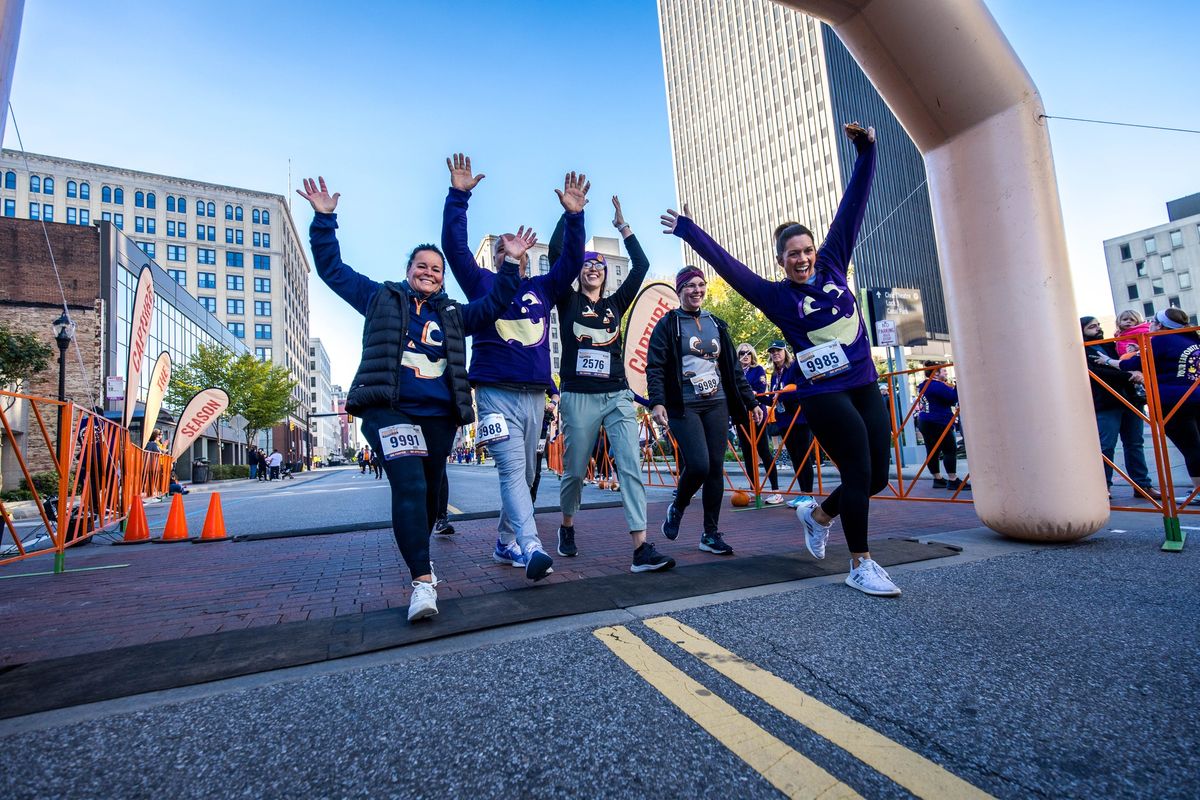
[308,338,340,459]
[0,151,311,449]
[472,235,631,377]
[1103,192,1200,325]
[657,0,948,340]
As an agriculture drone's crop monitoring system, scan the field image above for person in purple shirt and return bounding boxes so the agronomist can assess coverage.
[660,122,900,598]
[441,153,588,582]
[916,362,968,491]
[735,343,784,504]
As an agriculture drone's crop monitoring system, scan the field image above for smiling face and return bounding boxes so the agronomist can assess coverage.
[769,348,785,367]
[778,233,817,285]
[407,249,445,295]
[581,259,606,292]
[678,277,707,312]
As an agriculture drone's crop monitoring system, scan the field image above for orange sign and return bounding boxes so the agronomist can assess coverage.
[171,387,230,461]
[622,281,679,402]
[123,266,155,428]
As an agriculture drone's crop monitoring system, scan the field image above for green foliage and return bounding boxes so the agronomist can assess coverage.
[1,489,34,502]
[209,464,249,480]
[19,470,59,497]
[0,323,53,389]
[704,278,783,356]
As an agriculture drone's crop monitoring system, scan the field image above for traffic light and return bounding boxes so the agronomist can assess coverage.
[289,421,295,431]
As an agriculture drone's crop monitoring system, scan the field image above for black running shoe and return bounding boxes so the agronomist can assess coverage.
[557,525,578,557]
[631,542,675,573]
[662,503,682,541]
[699,531,734,555]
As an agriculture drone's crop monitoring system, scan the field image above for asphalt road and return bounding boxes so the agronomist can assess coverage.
[1,523,1195,799]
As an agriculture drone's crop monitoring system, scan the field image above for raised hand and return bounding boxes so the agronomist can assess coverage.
[555,172,591,213]
[296,177,340,214]
[659,203,691,234]
[499,226,538,261]
[612,195,627,230]
[447,153,486,192]
[844,121,876,144]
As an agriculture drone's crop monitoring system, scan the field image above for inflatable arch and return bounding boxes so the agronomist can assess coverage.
[775,0,1106,540]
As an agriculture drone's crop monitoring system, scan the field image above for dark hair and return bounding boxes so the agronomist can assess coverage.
[775,222,815,258]
[1163,307,1189,326]
[923,360,943,377]
[406,243,445,270]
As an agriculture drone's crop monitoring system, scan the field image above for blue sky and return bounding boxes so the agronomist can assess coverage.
[7,0,1198,388]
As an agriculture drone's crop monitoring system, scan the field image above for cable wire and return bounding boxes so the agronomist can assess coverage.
[1040,114,1200,136]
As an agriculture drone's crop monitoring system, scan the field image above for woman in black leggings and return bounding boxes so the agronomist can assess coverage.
[647,266,761,555]
[767,342,815,494]
[662,122,901,597]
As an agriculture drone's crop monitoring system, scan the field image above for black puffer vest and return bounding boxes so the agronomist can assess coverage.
[345,281,473,424]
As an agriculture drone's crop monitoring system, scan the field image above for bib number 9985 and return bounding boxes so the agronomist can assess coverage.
[796,341,850,382]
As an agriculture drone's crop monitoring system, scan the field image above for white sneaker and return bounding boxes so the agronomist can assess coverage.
[407,579,440,621]
[845,558,901,597]
[796,499,830,559]
[764,493,784,506]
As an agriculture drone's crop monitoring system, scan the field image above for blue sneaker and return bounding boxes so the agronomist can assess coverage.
[661,503,682,541]
[492,538,527,568]
[787,495,815,509]
[525,544,554,581]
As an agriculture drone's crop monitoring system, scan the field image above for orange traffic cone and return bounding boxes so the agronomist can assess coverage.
[153,493,191,543]
[114,495,151,546]
[194,492,229,543]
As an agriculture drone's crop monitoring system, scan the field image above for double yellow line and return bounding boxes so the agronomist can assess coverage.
[595,618,993,800]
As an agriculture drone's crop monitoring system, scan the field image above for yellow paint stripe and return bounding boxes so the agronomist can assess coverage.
[643,617,994,800]
[446,503,462,515]
[593,625,861,800]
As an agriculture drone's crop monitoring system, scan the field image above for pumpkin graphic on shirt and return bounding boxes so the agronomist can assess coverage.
[494,290,548,347]
[573,304,619,347]
[402,319,447,379]
[799,281,862,346]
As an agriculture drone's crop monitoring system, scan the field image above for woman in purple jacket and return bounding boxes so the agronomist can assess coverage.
[916,362,967,491]
[661,122,900,597]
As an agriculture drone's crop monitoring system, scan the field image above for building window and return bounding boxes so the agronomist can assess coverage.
[114,187,124,204]
[255,347,272,362]
[139,242,156,258]
[254,254,271,270]
[1127,285,1139,300]
[29,175,40,193]
[1134,260,1146,277]
[225,204,233,220]
[167,245,186,261]
[255,300,272,316]
[1162,254,1174,272]
[167,268,186,286]
[3,198,12,217]
[146,218,156,234]
[252,209,260,224]
[79,182,90,200]
[255,323,272,340]
[79,209,89,225]
[166,196,175,213]
[146,192,156,210]
[1171,230,1183,248]
[225,228,234,244]
[207,224,215,240]
[206,201,215,217]
[1143,302,1155,318]
[3,170,14,189]
[135,216,145,233]
[175,195,185,210]
[235,206,243,221]
[1169,296,1181,308]
[1152,278,1164,295]
[102,185,112,203]
[228,298,245,315]
[254,277,271,293]
[197,225,206,241]
[28,202,39,220]
[1180,273,1192,290]
[228,322,245,339]
[167,220,175,236]
[41,204,52,221]
[261,210,270,225]
[235,229,243,244]
[199,296,217,313]
[226,251,244,267]
[42,177,54,195]
[196,199,205,216]
[135,191,145,207]
[66,180,77,198]
[262,233,271,248]
[67,207,77,224]
[1144,236,1158,254]
[113,213,123,229]
[198,271,216,288]
[198,248,216,265]
[253,232,260,247]
[102,211,111,222]
[178,222,187,237]
[227,275,244,291]
[1120,243,1133,259]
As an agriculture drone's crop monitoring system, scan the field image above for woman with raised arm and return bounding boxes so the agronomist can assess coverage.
[661,122,901,597]
[298,175,526,622]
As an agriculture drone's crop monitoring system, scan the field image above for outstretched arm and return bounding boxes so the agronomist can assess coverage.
[441,153,490,300]
[462,228,537,335]
[662,204,775,309]
[297,177,380,315]
[609,196,650,313]
[819,123,877,273]
[543,171,590,301]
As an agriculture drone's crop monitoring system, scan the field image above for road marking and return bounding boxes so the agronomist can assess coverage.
[643,617,994,800]
[594,625,860,799]
[447,503,462,515]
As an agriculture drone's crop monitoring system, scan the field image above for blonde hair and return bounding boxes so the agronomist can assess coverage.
[1116,309,1144,329]
[769,347,794,371]
[736,343,759,365]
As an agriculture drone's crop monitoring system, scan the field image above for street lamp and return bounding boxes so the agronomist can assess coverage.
[51,311,75,402]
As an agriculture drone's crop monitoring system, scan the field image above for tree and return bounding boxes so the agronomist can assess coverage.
[704,277,783,355]
[239,358,299,452]
[0,323,53,391]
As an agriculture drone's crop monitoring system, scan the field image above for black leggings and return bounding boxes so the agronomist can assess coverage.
[777,418,815,494]
[802,383,891,553]
[735,412,779,491]
[669,400,729,535]
[918,418,957,476]
[1165,404,1200,477]
[360,409,456,581]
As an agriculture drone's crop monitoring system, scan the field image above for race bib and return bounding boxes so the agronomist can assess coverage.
[690,372,720,397]
[477,413,510,446]
[796,341,850,382]
[379,423,427,459]
[576,348,611,378]
[537,438,547,454]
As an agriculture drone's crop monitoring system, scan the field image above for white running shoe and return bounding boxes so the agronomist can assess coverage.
[845,558,901,597]
[407,579,440,621]
[796,499,830,559]
[764,493,784,506]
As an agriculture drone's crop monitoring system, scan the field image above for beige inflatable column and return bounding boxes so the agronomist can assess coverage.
[774,0,1106,540]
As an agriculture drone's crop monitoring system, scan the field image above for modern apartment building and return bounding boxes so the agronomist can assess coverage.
[1103,192,1200,325]
[0,150,311,451]
[472,235,631,377]
[656,0,949,341]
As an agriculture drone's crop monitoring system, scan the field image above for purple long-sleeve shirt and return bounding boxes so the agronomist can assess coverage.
[674,139,878,398]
